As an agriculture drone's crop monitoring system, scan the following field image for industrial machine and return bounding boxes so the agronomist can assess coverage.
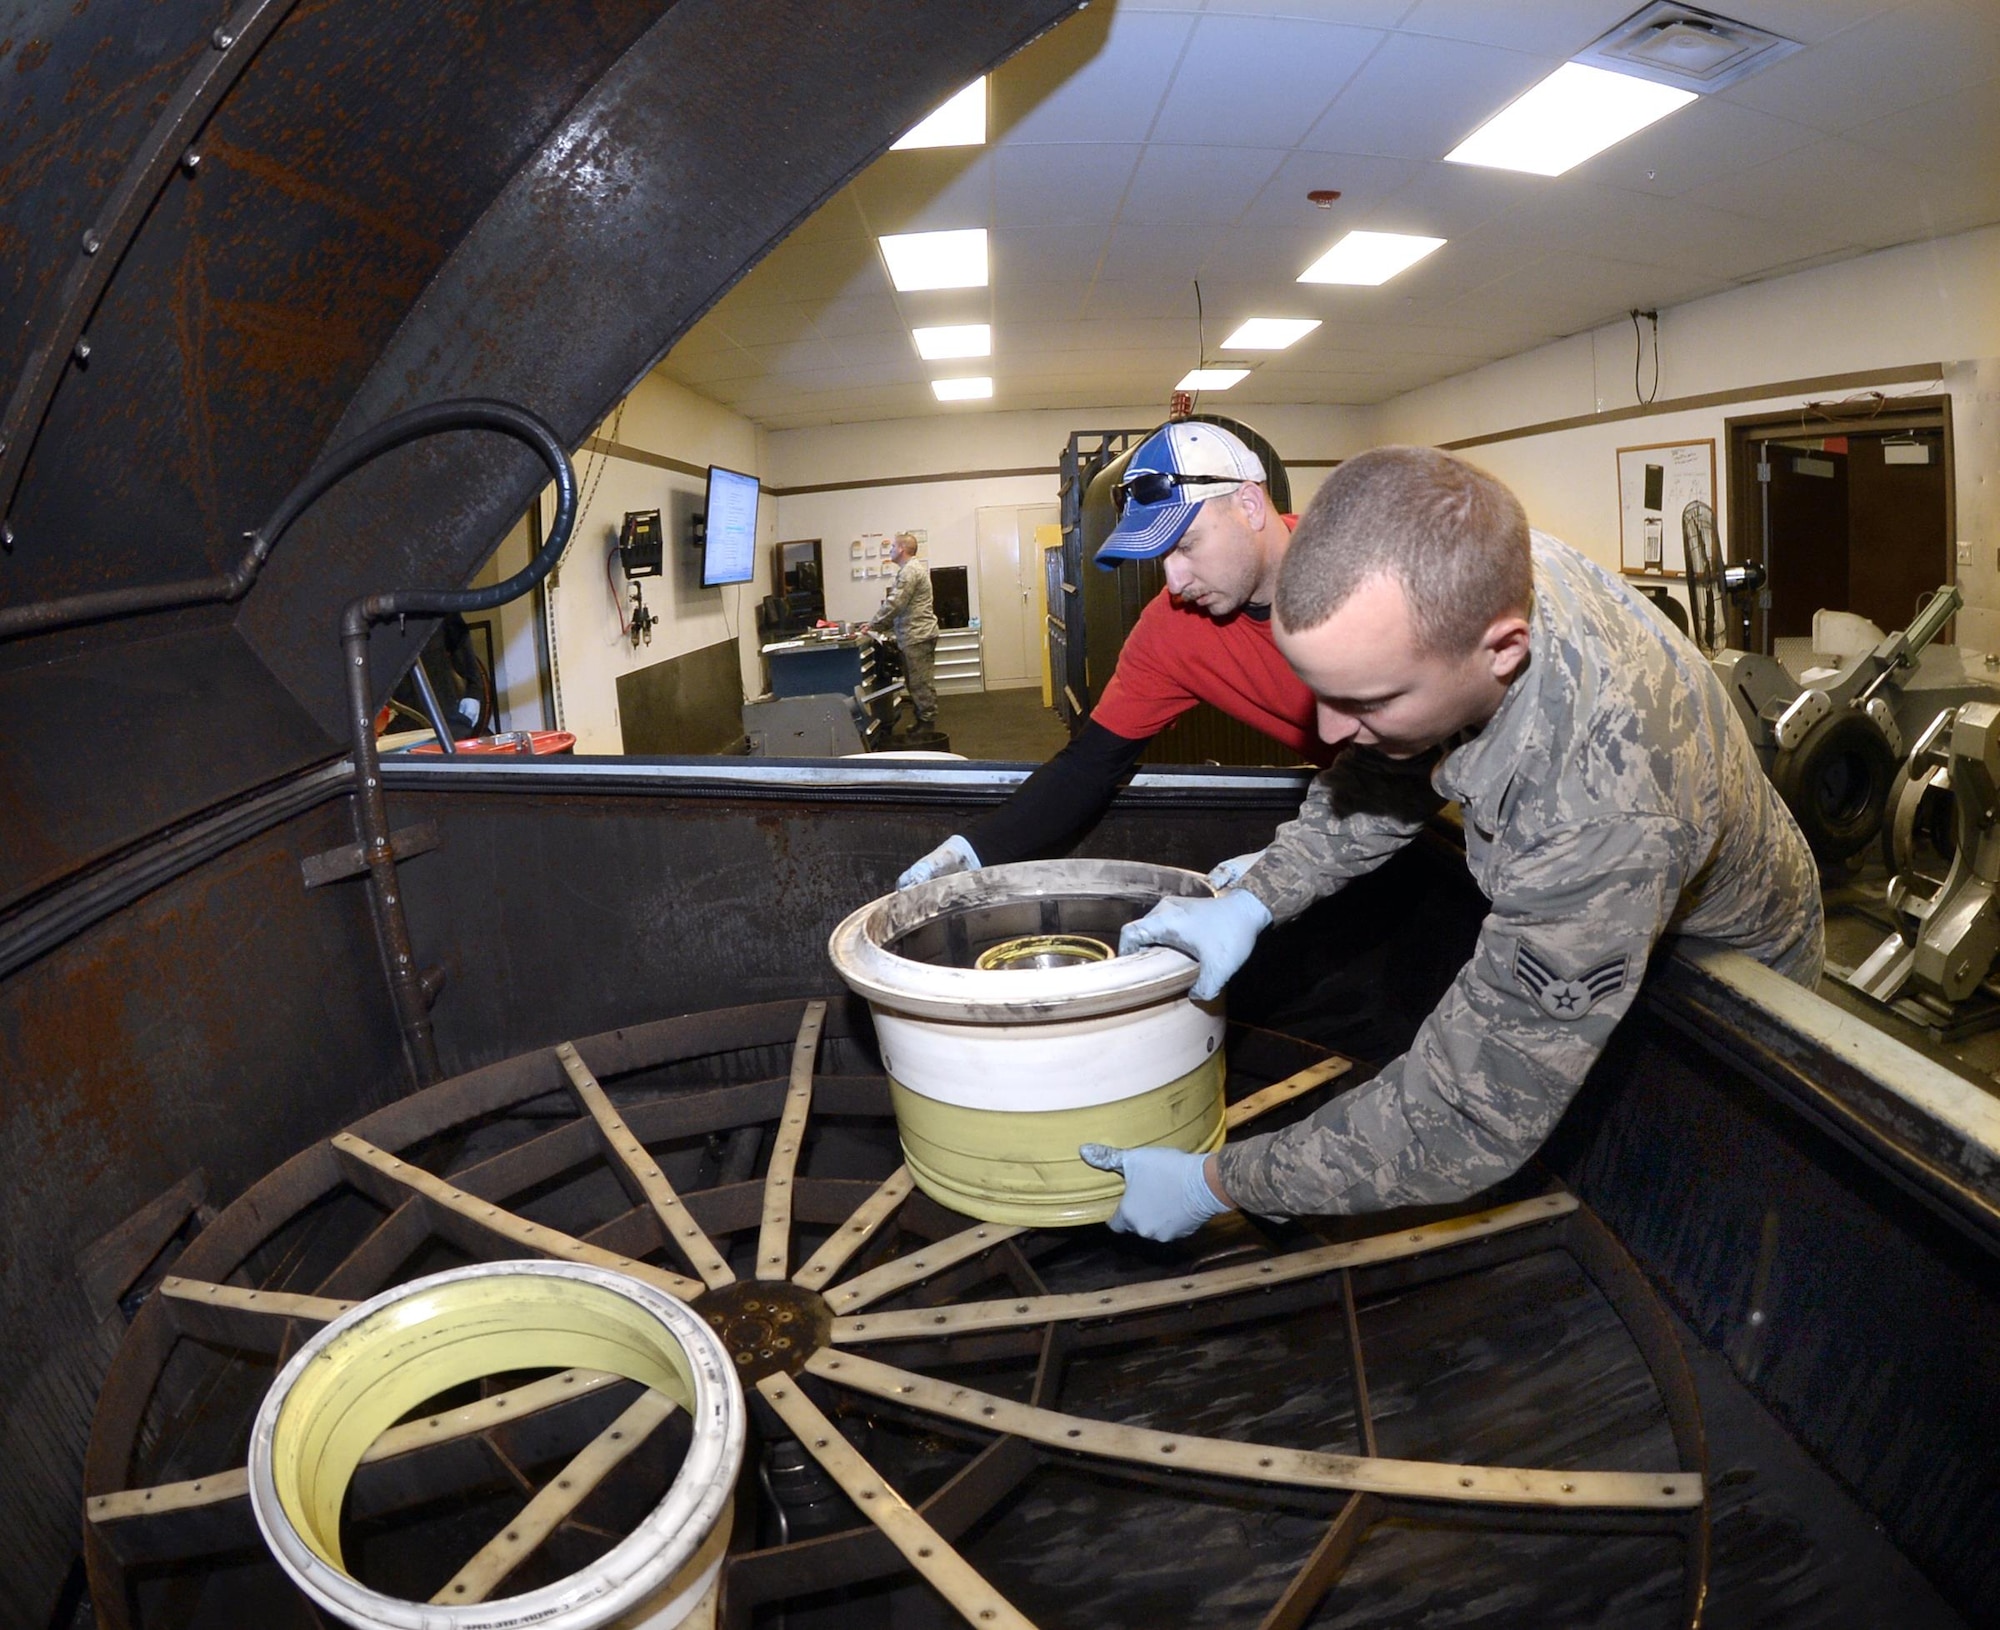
[1848,700,2000,1016]
[1712,578,1962,864]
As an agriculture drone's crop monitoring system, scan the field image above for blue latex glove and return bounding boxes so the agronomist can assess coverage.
[898,833,981,890]
[1118,889,1272,1000]
[1079,1144,1232,1241]
[1205,849,1266,891]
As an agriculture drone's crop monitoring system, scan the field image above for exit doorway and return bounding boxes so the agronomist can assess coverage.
[1725,397,1954,653]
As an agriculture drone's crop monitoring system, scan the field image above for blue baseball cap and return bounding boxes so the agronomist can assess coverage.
[1095,421,1268,567]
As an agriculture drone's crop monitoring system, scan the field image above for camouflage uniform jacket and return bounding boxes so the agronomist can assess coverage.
[871,559,938,647]
[1216,531,1823,1219]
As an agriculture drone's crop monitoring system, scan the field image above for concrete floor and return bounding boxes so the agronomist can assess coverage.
[932,684,1071,764]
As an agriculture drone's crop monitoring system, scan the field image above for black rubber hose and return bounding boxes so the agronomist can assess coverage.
[324,398,578,1088]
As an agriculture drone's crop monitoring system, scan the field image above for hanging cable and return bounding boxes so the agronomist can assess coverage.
[1191,280,1206,415]
[605,544,630,637]
[1631,309,1660,406]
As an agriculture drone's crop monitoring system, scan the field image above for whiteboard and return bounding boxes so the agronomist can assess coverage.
[1617,439,1715,577]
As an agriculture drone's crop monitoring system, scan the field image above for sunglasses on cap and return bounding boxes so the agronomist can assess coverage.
[1112,469,1245,509]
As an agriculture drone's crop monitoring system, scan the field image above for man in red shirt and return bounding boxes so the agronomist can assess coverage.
[900,420,1325,887]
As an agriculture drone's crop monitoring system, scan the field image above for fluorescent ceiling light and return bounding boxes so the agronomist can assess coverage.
[1445,62,1697,177]
[879,229,988,292]
[1220,318,1321,351]
[892,78,987,150]
[932,376,993,402]
[1297,231,1446,286]
[912,323,992,360]
[1176,369,1249,391]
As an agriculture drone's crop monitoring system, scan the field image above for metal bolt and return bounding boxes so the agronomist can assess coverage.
[211,27,234,49]
[181,148,202,174]
[82,230,101,256]
[73,338,91,362]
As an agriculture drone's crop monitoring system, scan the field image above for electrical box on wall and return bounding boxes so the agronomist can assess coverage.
[619,510,664,578]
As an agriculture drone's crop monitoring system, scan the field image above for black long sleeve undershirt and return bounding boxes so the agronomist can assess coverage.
[962,720,1152,867]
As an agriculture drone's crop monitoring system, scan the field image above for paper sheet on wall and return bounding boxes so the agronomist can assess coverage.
[1617,440,1714,577]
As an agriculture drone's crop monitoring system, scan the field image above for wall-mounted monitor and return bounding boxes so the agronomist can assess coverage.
[701,464,760,587]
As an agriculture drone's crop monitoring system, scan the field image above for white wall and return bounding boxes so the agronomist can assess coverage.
[1371,226,2000,642]
[478,374,773,752]
[765,400,1371,625]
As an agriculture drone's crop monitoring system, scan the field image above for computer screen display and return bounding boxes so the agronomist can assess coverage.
[701,465,760,586]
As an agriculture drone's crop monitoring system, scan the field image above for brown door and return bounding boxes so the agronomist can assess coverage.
[1846,432,1949,632]
[1762,443,1850,644]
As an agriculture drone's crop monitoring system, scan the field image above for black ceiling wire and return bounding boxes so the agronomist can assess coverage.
[1632,309,1661,406]
[1192,279,1205,414]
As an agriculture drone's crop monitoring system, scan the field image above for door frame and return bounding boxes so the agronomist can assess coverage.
[1724,394,1953,653]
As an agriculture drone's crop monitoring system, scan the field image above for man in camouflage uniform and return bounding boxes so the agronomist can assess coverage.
[869,531,938,732]
[1082,446,1823,1239]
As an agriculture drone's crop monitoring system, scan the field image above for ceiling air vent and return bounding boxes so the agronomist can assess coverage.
[1576,3,1801,93]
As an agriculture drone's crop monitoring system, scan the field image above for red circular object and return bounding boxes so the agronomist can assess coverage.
[408,729,575,757]
[1307,189,1342,207]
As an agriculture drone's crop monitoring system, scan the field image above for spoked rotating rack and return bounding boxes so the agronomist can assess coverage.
[84,998,1708,1629]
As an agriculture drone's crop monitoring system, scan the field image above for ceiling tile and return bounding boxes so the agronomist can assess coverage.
[1121,144,1291,226]
[1443,254,1728,331]
[1716,3,2000,132]
[1359,161,1547,238]
[1506,185,1849,282]
[640,3,2000,431]
[992,224,1116,287]
[1236,149,1423,226]
[1099,221,1225,283]
[1709,0,1902,47]
[991,7,1193,145]
[1681,135,2000,248]
[1197,0,1413,24]
[1081,276,1217,321]
[804,296,909,341]
[1566,98,1825,199]
[1389,0,1638,58]
[1302,33,1556,161]
[845,148,994,236]
[991,142,1144,226]
[1152,15,1386,148]
[1844,77,2000,182]
[711,303,822,348]
[1181,224,1333,284]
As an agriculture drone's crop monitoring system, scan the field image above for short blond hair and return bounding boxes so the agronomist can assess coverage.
[1277,447,1530,655]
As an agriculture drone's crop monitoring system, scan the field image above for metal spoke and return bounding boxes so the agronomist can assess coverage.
[833,1194,1577,1343]
[754,1372,1035,1630]
[823,1220,1024,1314]
[1223,1055,1353,1128]
[159,1276,354,1344]
[792,1165,916,1291]
[556,1041,735,1290]
[332,1130,704,1299]
[815,1049,1352,1315]
[755,1000,826,1281]
[808,1350,1701,1511]
[88,1367,626,1531]
[432,1388,679,1604]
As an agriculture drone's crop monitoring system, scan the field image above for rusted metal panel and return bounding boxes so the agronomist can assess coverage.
[233,0,1081,735]
[0,622,338,913]
[1,0,1074,915]
[0,799,400,1621]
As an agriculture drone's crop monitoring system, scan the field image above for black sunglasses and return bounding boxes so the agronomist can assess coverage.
[1113,469,1243,508]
